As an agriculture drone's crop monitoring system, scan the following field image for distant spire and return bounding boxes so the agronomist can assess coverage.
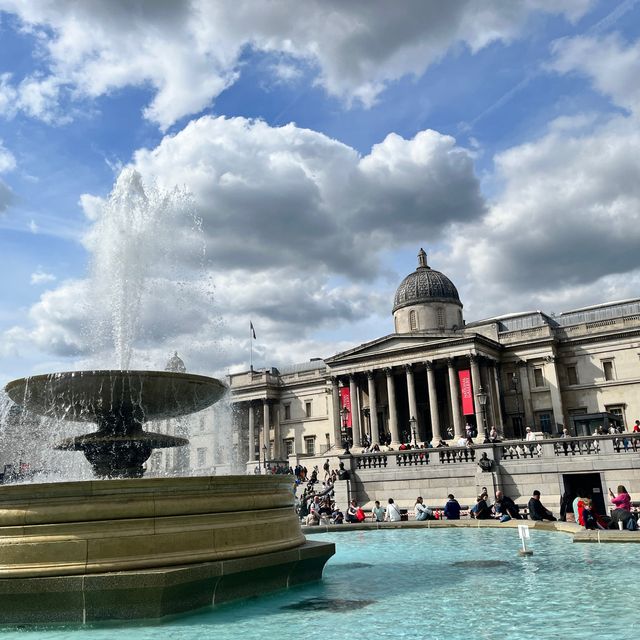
[417,248,428,269]
[165,351,186,373]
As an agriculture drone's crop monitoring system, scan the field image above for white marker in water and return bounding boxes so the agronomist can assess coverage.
[518,524,533,556]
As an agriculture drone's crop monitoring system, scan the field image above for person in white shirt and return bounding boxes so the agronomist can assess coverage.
[414,496,433,521]
[385,498,402,522]
[525,427,535,441]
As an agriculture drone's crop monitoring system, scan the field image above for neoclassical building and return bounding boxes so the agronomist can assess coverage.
[229,249,640,466]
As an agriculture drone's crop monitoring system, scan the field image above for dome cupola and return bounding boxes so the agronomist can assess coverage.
[392,249,463,334]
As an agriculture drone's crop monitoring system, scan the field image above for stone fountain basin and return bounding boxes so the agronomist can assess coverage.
[4,370,227,423]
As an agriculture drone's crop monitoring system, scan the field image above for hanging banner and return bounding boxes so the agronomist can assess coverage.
[458,369,474,415]
[339,387,352,428]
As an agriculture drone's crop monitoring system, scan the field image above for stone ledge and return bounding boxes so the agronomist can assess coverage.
[303,519,640,542]
[0,540,335,626]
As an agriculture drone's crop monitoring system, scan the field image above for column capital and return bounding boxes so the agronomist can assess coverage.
[469,353,479,364]
[516,359,528,368]
[366,370,375,380]
[544,355,556,363]
[424,360,434,371]
[404,363,414,373]
[383,367,394,377]
[446,357,456,368]
[330,375,339,385]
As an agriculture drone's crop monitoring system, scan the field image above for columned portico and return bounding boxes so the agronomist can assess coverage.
[367,371,379,444]
[405,364,419,444]
[447,358,464,440]
[426,360,441,444]
[385,368,400,445]
[350,375,361,447]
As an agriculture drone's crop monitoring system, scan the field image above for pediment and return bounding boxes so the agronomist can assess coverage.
[327,333,459,363]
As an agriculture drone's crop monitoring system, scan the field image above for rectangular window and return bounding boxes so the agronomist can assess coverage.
[284,439,294,456]
[305,401,312,418]
[197,448,206,468]
[603,360,614,381]
[533,367,545,388]
[567,366,578,386]
[304,437,315,455]
[284,403,291,420]
[537,412,552,433]
[606,405,625,429]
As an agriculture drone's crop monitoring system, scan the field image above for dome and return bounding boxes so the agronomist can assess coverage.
[392,249,461,313]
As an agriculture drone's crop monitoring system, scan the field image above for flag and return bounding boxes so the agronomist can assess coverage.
[250,321,256,339]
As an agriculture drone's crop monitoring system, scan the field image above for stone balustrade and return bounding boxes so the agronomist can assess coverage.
[351,434,640,470]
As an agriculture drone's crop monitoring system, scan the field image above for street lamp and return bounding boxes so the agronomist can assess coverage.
[476,387,488,442]
[262,443,268,474]
[340,406,351,454]
[409,416,417,447]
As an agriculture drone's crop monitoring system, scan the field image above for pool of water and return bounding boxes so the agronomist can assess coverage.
[4,528,636,639]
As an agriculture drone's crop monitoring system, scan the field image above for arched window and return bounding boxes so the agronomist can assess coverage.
[437,307,445,329]
[409,310,418,331]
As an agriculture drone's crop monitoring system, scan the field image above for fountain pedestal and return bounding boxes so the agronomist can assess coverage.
[0,476,334,624]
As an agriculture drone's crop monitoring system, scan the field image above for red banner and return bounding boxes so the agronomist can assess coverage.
[458,369,474,415]
[339,387,352,428]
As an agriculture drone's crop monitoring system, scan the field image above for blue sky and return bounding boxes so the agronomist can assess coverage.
[0,0,639,383]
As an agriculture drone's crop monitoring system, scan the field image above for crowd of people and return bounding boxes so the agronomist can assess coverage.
[296,472,638,531]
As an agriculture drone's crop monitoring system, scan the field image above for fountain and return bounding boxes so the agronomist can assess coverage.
[0,170,334,625]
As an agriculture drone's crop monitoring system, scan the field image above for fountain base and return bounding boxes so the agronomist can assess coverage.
[0,476,334,624]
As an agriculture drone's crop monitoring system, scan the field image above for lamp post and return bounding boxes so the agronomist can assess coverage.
[409,416,417,447]
[476,387,488,442]
[511,372,521,438]
[340,405,352,454]
[262,443,268,474]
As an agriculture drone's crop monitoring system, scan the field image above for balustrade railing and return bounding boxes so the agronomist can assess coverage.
[351,434,638,471]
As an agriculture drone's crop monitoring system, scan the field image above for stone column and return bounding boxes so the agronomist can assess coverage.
[262,399,270,462]
[331,377,342,448]
[384,368,400,444]
[447,358,464,440]
[405,364,419,443]
[470,354,483,436]
[273,402,281,460]
[545,355,565,434]
[367,371,379,444]
[517,361,535,428]
[426,360,441,444]
[248,402,255,461]
[350,375,362,447]
[490,360,505,433]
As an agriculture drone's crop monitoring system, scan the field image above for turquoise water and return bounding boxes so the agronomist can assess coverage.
[3,528,636,639]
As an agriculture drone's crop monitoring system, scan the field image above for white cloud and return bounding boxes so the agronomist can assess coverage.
[30,270,57,285]
[549,33,640,114]
[0,139,16,172]
[0,0,593,128]
[438,111,640,321]
[6,116,482,371]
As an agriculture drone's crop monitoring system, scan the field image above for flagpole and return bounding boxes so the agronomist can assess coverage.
[250,321,253,371]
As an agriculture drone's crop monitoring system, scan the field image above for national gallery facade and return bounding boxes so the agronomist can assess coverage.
[229,249,640,465]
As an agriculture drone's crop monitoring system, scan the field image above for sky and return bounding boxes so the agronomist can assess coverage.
[0,0,639,384]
